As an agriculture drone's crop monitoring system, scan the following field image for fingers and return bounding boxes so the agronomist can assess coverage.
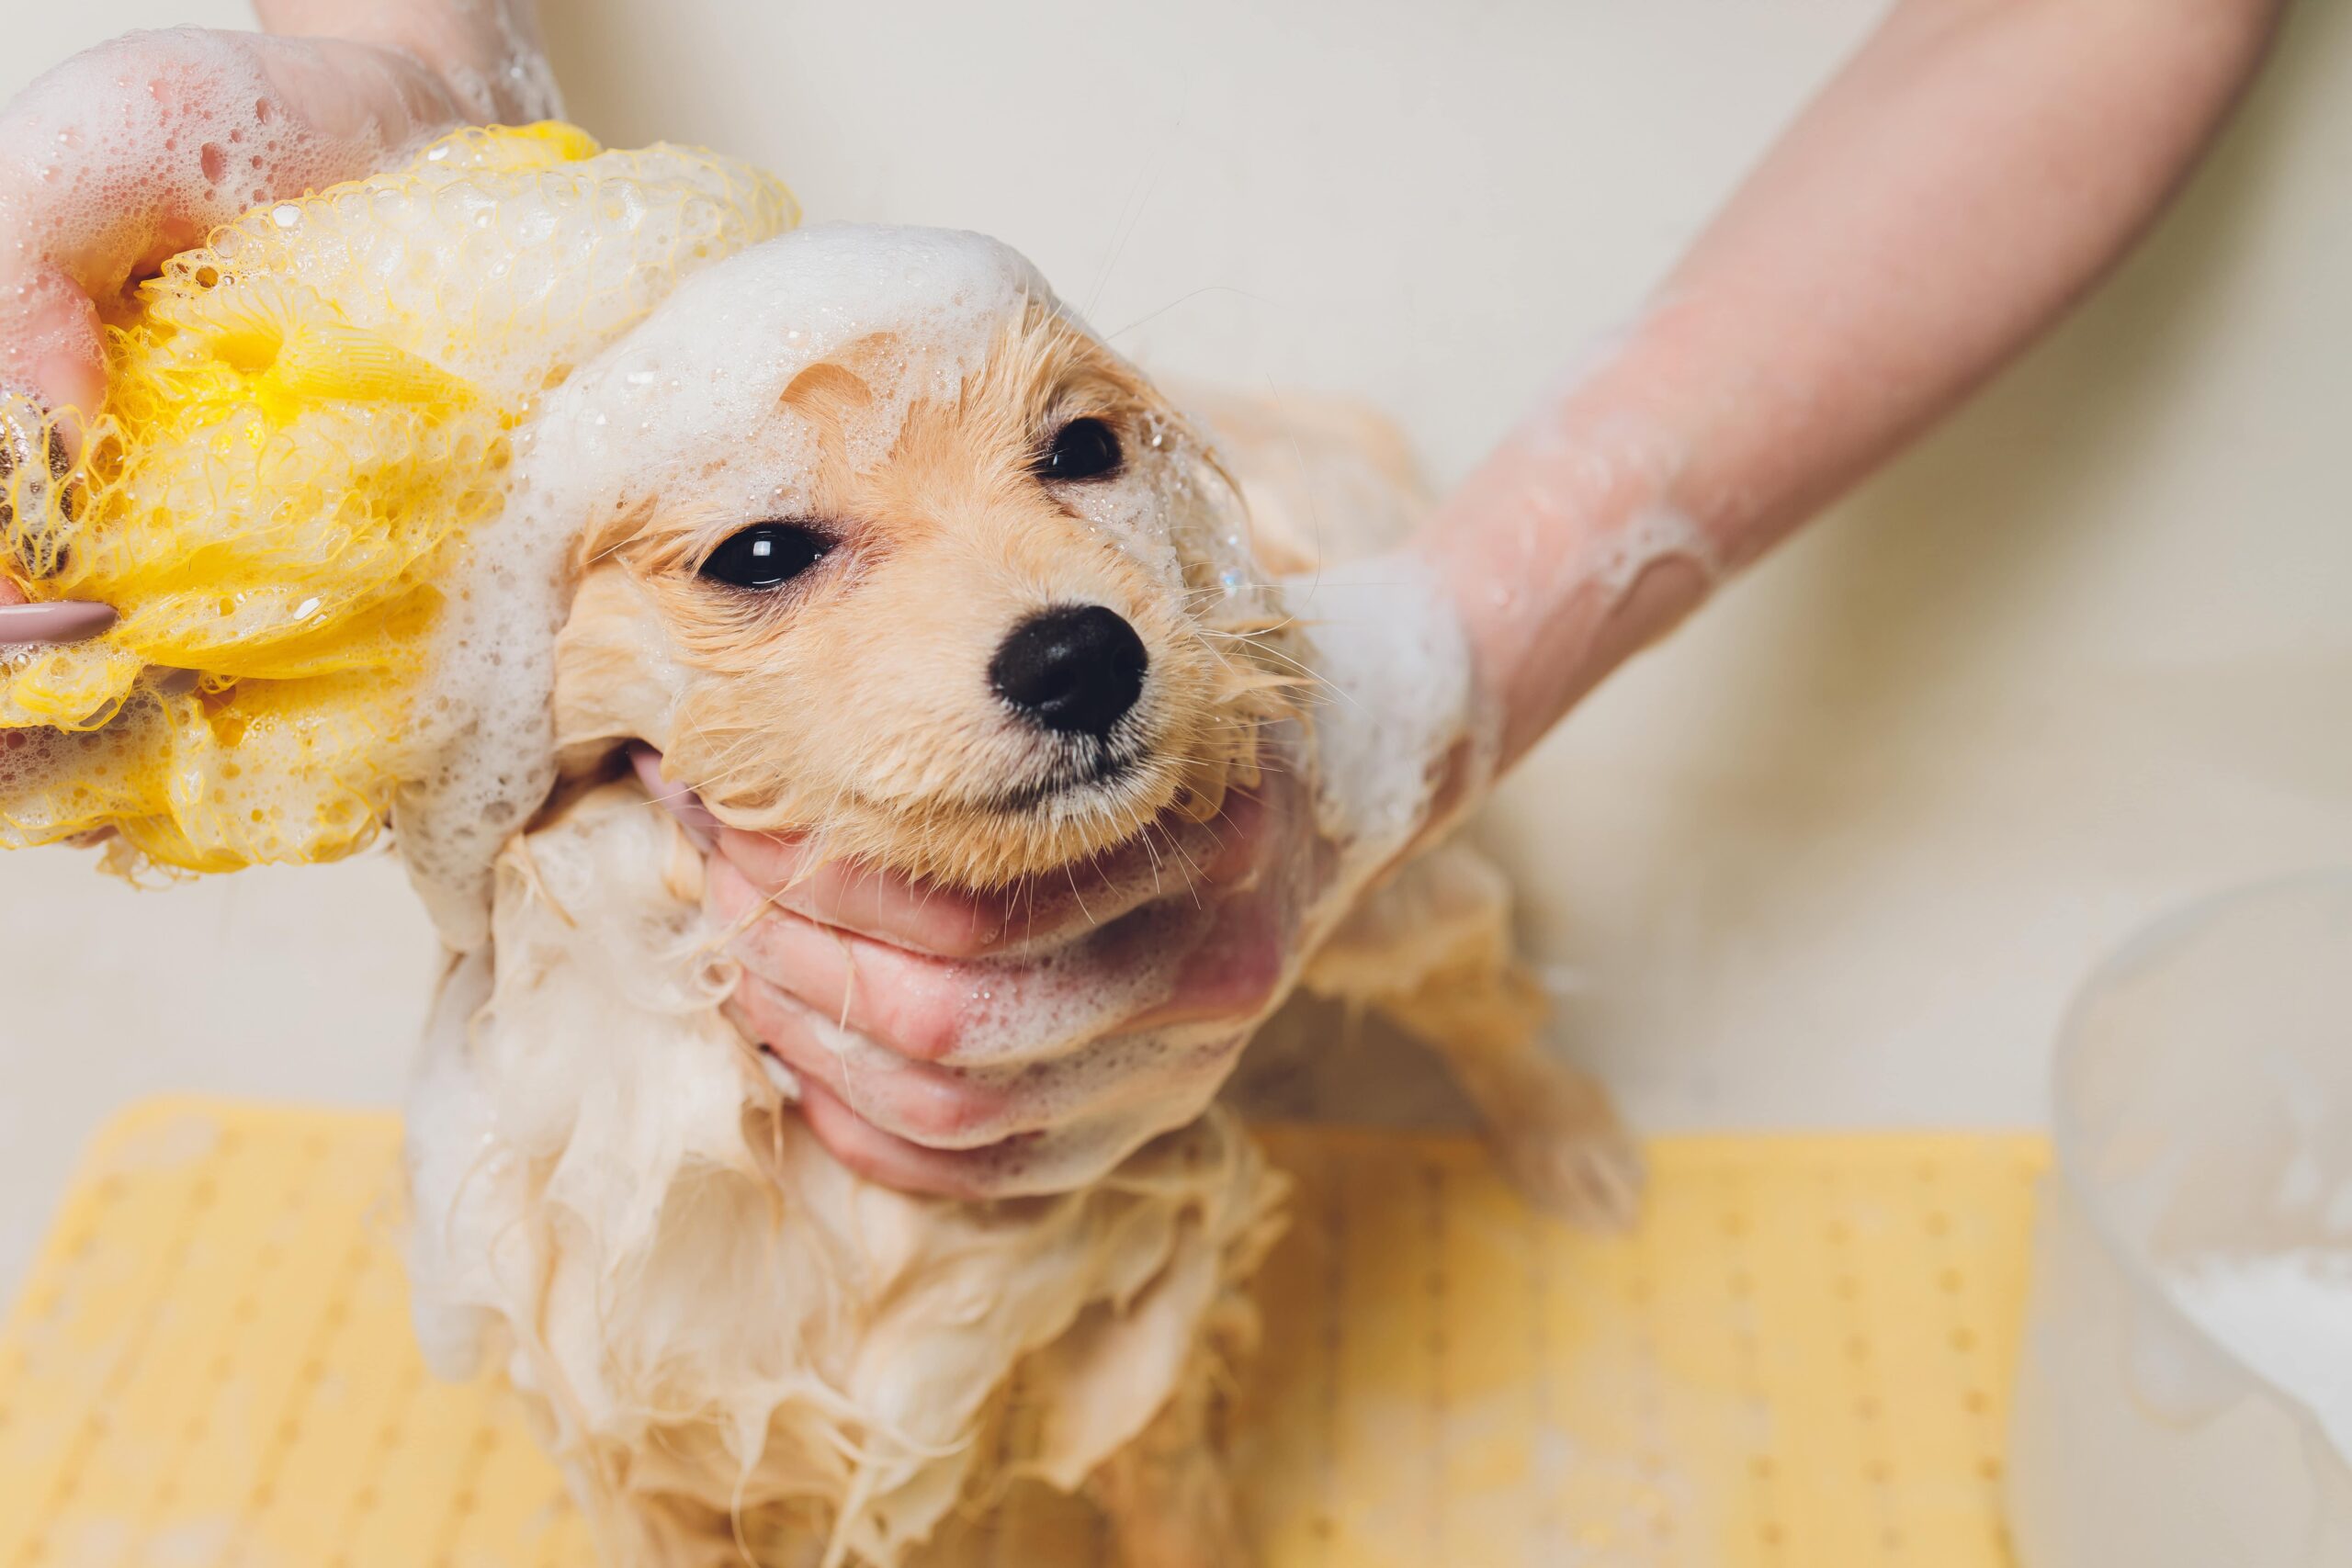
[244,33,472,152]
[0,266,104,416]
[701,772,1306,1066]
[254,0,563,123]
[794,1065,1237,1201]
[746,966,1256,1153]
[746,992,1024,1148]
[707,825,1021,958]
[795,1081,989,1198]
[1125,883,1289,1031]
[717,859,1153,1066]
[718,873,999,1064]
[0,30,471,409]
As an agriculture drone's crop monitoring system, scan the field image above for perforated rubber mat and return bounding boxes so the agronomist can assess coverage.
[0,1101,2042,1567]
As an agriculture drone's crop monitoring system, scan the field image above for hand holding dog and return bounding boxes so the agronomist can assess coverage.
[694,741,1329,1199]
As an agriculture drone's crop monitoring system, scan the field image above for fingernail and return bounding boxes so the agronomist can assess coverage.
[0,600,115,644]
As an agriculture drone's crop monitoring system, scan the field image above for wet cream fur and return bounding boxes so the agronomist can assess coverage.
[409,789,1283,1565]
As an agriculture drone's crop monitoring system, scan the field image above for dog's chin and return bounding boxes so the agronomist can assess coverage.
[983,745,1146,817]
[823,759,1199,893]
[930,769,1187,890]
[668,739,1202,892]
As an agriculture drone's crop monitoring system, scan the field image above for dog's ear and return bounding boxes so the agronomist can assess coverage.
[777,336,899,478]
[779,358,875,423]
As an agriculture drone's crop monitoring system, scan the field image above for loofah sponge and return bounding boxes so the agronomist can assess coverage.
[0,122,795,875]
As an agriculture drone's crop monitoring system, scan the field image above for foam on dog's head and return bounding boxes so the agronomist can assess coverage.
[534,225,1295,890]
[527,225,1043,505]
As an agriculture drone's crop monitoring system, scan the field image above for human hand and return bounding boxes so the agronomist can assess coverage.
[650,741,1322,1199]
[0,7,556,631]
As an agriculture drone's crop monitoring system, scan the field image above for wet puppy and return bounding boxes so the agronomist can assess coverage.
[407,225,1632,1568]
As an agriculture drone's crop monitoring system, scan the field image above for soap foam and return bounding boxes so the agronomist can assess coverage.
[509,224,1054,543]
[2168,1248,2352,1461]
[1283,560,1481,886]
[510,223,1261,607]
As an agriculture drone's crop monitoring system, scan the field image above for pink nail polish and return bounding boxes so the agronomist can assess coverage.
[0,600,115,645]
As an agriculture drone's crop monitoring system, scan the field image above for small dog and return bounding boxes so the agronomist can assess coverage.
[407,224,1634,1566]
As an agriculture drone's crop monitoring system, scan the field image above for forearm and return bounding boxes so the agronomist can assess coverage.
[253,0,559,122]
[1421,0,2284,773]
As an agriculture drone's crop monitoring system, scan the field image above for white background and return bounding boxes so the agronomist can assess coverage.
[3,0,2348,1292]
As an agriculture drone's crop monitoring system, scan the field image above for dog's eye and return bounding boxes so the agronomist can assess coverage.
[1035,417,1123,482]
[699,522,831,590]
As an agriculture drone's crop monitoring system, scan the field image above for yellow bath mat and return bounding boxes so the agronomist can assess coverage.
[0,1100,2041,1567]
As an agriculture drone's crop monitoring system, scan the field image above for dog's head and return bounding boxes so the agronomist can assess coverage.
[533,226,1297,888]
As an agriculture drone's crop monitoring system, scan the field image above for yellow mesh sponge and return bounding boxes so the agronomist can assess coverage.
[0,122,796,874]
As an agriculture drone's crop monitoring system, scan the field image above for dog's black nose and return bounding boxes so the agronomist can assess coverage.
[990,604,1148,739]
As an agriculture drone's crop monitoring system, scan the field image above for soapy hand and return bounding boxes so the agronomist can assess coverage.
[678,756,1320,1199]
[0,6,554,641]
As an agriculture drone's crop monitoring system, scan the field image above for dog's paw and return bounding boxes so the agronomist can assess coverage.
[1470,1055,1646,1232]
[1490,1113,1646,1232]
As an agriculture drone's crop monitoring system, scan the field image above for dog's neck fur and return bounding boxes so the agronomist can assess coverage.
[407,782,1284,1565]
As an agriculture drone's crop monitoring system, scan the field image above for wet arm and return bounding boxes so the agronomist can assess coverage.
[1420,0,2287,775]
